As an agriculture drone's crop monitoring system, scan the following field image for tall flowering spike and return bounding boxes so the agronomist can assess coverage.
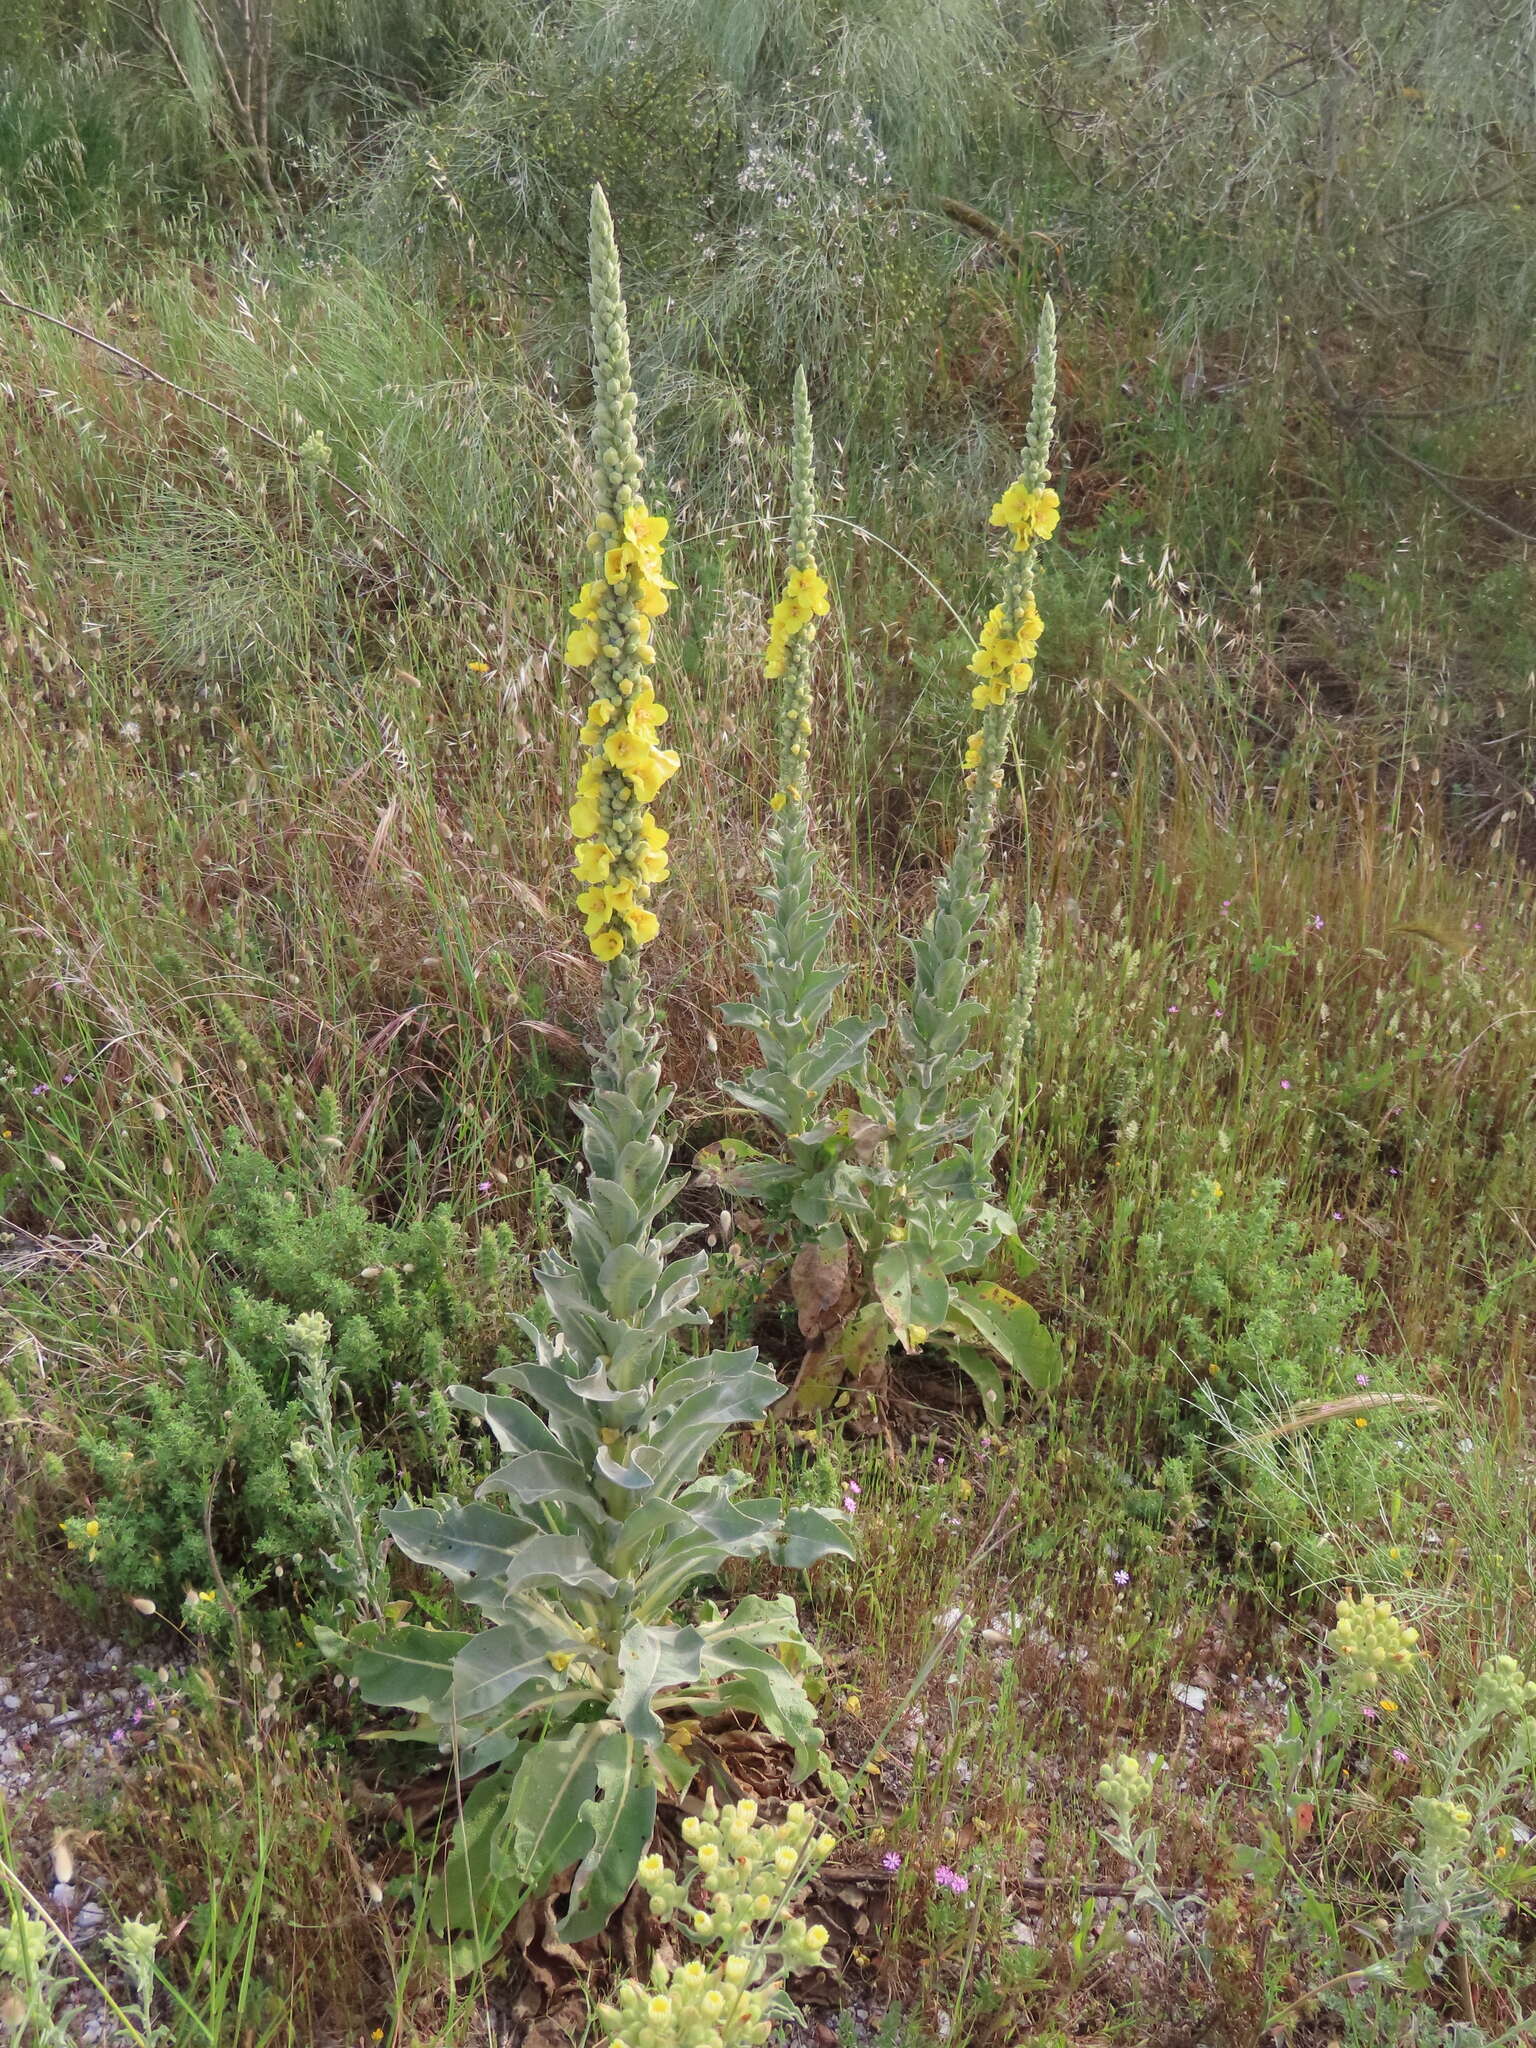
[959,293,1058,845]
[888,300,1059,1157]
[766,365,831,810]
[566,186,679,963]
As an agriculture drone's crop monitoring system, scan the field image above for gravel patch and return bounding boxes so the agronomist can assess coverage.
[0,1612,182,2044]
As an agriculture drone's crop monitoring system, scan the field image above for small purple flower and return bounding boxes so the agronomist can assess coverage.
[1280,1079,1292,1091]
[1355,1373,1370,1387]
[882,1851,902,1873]
[1167,1004,1179,1014]
[109,1728,125,1744]
[1392,1747,1410,1765]
[61,1073,75,1085]
[934,1865,969,1896]
[1362,1703,1379,1722]
[1113,1569,1130,1587]
[1213,1007,1224,1017]
[842,1495,858,1513]
[1312,915,1324,931]
[847,1481,861,1496]
[31,1084,49,1097]
[1333,1211,1344,1221]
[477,1179,492,1193]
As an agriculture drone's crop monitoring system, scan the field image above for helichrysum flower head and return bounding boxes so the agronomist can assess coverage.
[765,366,830,811]
[566,187,679,962]
[1411,1794,1474,1874]
[1096,1750,1159,1829]
[0,1913,52,1979]
[1473,1653,1536,1722]
[1328,1592,1419,1694]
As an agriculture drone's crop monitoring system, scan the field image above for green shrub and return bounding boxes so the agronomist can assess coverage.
[1133,1175,1424,1575]
[63,1123,477,1609]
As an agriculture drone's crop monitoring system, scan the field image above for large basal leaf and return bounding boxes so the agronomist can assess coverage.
[449,1618,579,1720]
[382,1501,543,1588]
[447,1385,567,1461]
[495,1721,615,1905]
[947,1280,1063,1394]
[930,1337,1005,1426]
[612,1622,705,1744]
[557,1728,657,1942]
[776,1502,857,1567]
[425,1767,525,1956]
[326,1622,469,1713]
[872,1241,951,1341]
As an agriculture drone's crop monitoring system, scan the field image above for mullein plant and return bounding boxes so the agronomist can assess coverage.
[714,308,1063,1417]
[320,189,851,1967]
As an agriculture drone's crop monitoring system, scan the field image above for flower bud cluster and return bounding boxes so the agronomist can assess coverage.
[1473,1653,1536,1722]
[601,1800,834,2048]
[1096,1751,1160,1830]
[1411,1794,1474,1875]
[1328,1592,1419,1694]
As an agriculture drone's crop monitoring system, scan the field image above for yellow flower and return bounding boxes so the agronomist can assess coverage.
[85,1518,100,1537]
[571,841,614,884]
[620,903,660,944]
[565,624,602,669]
[570,797,601,838]
[769,790,787,812]
[622,684,668,738]
[989,480,1061,548]
[466,660,489,674]
[547,1650,574,1672]
[590,929,624,961]
[1378,1696,1398,1713]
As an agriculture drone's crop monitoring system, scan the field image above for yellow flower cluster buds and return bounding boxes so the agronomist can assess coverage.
[957,297,1057,814]
[565,189,680,962]
[566,501,680,960]
[764,562,830,683]
[607,1799,835,2048]
[988,479,1060,549]
[968,596,1044,708]
[1328,1592,1419,1694]
[766,371,829,813]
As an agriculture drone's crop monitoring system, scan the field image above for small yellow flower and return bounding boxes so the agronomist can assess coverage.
[84,1519,100,1538]
[1354,1416,1369,1429]
[841,1692,862,1715]
[1378,1697,1398,1713]
[547,1650,574,1672]
[465,660,489,674]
